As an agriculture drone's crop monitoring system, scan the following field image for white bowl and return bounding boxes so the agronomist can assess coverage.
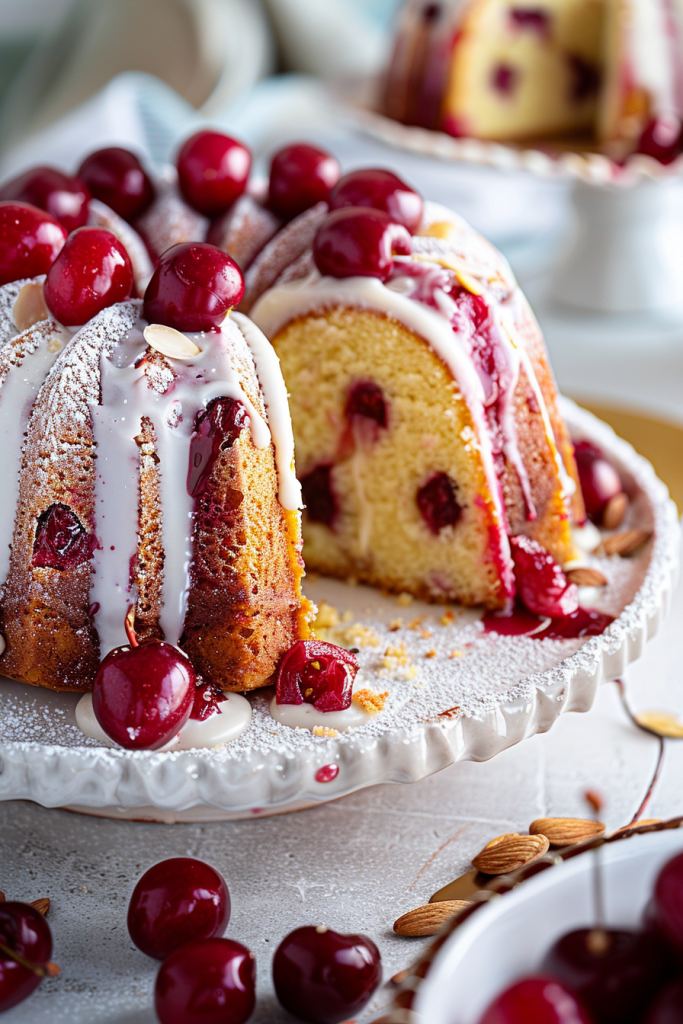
[415,829,683,1024]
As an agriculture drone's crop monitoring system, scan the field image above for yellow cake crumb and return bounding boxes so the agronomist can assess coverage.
[389,618,403,632]
[313,600,340,633]
[352,689,389,713]
[449,650,464,659]
[408,616,424,630]
[397,593,413,607]
[425,649,436,659]
[336,623,380,648]
[341,610,353,622]
[440,610,455,626]
[312,725,339,738]
[420,630,433,639]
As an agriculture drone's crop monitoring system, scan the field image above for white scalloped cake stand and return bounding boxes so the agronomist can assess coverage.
[0,402,679,822]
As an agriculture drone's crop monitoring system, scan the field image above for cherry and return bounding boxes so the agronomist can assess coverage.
[78,147,154,221]
[176,130,251,216]
[302,464,338,527]
[417,472,463,534]
[127,857,230,960]
[92,612,195,750]
[0,902,53,1013]
[510,535,579,617]
[314,207,411,282]
[275,640,358,712]
[187,397,248,498]
[155,937,255,1024]
[651,851,683,958]
[143,242,244,333]
[268,142,340,220]
[44,227,133,326]
[345,380,387,427]
[492,63,518,96]
[329,168,423,233]
[635,117,683,165]
[477,975,594,1024]
[642,978,683,1024]
[31,503,98,570]
[542,928,672,1024]
[568,56,601,103]
[510,8,550,34]
[0,165,90,232]
[273,925,381,1024]
[0,202,67,286]
[574,442,623,523]
[191,679,225,721]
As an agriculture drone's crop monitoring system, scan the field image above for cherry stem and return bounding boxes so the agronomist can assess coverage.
[0,939,58,978]
[613,678,666,824]
[124,605,138,648]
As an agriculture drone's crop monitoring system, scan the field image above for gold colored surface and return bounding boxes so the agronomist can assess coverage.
[574,401,683,514]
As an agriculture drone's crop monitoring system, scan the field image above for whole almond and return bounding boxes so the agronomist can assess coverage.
[13,281,49,332]
[472,833,549,875]
[30,897,50,915]
[566,567,608,587]
[602,492,628,530]
[529,817,605,847]
[393,900,473,937]
[603,529,651,557]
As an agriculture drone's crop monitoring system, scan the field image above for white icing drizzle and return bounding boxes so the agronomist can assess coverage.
[90,314,272,656]
[269,692,371,731]
[231,311,303,511]
[75,690,252,750]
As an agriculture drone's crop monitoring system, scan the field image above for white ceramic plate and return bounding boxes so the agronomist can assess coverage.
[413,827,683,1024]
[0,401,679,821]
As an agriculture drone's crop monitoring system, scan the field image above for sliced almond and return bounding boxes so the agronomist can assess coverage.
[602,529,651,557]
[566,567,608,587]
[13,281,49,332]
[529,817,605,847]
[393,900,473,937]
[143,323,201,359]
[472,833,549,875]
[30,897,50,915]
[602,492,628,530]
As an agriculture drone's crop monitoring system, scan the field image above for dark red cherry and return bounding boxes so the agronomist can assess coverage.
[345,380,387,427]
[635,117,683,165]
[44,227,133,326]
[187,397,248,498]
[176,130,251,216]
[0,202,67,286]
[191,679,225,721]
[127,857,230,960]
[275,640,358,712]
[652,851,683,958]
[31,503,97,570]
[301,464,337,527]
[155,937,255,1024]
[492,63,518,96]
[0,165,90,232]
[509,8,550,34]
[143,242,244,332]
[417,472,463,534]
[568,56,601,103]
[78,147,154,221]
[0,902,53,1013]
[510,535,579,618]
[273,925,381,1024]
[92,619,195,750]
[477,975,594,1024]
[313,207,411,281]
[542,928,672,1024]
[329,168,423,233]
[574,441,623,523]
[268,142,340,219]
[642,977,683,1024]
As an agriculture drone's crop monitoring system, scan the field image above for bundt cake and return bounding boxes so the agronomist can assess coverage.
[0,210,310,693]
[247,169,584,611]
[383,0,683,155]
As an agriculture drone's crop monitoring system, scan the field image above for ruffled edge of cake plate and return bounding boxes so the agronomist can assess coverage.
[0,400,679,823]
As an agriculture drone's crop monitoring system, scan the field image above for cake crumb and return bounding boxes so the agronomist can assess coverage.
[449,650,464,659]
[397,593,413,607]
[425,649,436,659]
[353,689,388,713]
[408,617,424,630]
[382,643,410,668]
[313,600,340,633]
[389,618,403,631]
[334,623,381,649]
[312,725,339,738]
[420,630,433,639]
[440,610,455,626]
[341,610,353,623]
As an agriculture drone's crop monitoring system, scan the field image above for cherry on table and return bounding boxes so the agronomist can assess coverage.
[0,902,54,1013]
[329,168,423,233]
[573,441,623,524]
[44,226,134,326]
[127,857,230,960]
[651,850,683,958]
[0,201,67,286]
[642,977,683,1024]
[541,927,672,1024]
[313,207,412,282]
[477,975,594,1024]
[78,147,154,221]
[155,936,255,1024]
[176,130,251,216]
[92,611,195,750]
[275,640,358,712]
[272,924,381,1024]
[510,535,579,618]
[0,165,90,232]
[143,241,244,333]
[268,142,340,219]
